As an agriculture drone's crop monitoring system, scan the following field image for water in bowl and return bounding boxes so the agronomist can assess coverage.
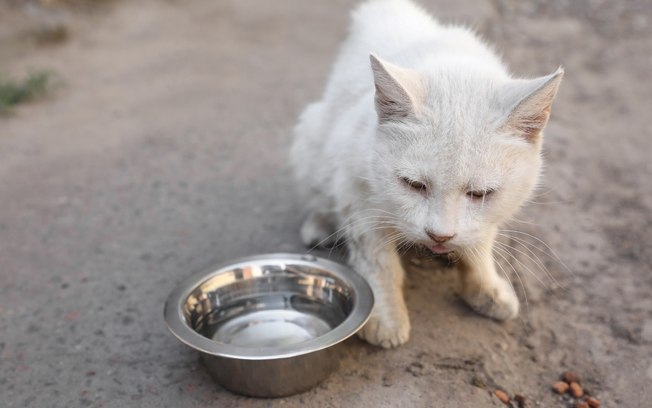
[211,308,332,347]
[196,291,349,348]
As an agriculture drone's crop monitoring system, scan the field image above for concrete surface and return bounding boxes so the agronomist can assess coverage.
[1,0,651,407]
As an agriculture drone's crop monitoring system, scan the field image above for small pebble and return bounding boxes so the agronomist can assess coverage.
[575,402,589,408]
[552,381,569,394]
[470,375,487,389]
[494,389,510,405]
[514,393,527,407]
[586,397,601,408]
[381,375,393,387]
[570,382,584,398]
[563,370,581,384]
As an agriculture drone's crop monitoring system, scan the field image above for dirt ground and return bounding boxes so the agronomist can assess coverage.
[1,0,650,407]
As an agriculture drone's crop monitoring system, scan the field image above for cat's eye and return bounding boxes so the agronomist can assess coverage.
[467,189,494,199]
[401,177,428,193]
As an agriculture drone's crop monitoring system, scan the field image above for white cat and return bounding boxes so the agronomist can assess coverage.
[290,0,563,348]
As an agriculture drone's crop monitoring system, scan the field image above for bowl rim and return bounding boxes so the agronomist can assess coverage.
[163,253,374,360]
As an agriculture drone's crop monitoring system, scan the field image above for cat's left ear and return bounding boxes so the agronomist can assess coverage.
[499,68,564,143]
[370,54,424,123]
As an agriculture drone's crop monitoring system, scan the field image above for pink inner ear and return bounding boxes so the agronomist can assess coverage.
[499,70,563,142]
[513,107,551,142]
[370,54,423,123]
[375,84,414,120]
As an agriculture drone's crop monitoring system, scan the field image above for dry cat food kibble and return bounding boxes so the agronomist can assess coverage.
[569,382,583,398]
[563,371,581,384]
[550,369,601,408]
[494,389,510,405]
[552,381,570,394]
[586,397,601,408]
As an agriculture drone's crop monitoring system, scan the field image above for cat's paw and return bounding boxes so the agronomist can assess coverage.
[300,212,337,247]
[459,278,519,321]
[357,309,410,348]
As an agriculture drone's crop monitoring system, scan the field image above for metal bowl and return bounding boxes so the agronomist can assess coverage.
[163,253,374,397]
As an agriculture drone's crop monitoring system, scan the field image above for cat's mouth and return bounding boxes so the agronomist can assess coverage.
[428,244,454,255]
[415,240,456,255]
[412,242,460,262]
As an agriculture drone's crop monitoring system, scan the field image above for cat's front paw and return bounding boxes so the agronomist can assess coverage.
[458,278,519,321]
[357,308,410,348]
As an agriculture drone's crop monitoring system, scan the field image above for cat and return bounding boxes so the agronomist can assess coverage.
[290,0,563,348]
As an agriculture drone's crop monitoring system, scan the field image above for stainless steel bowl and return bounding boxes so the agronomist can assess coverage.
[164,253,374,397]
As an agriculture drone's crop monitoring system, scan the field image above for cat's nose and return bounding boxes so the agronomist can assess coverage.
[425,230,455,243]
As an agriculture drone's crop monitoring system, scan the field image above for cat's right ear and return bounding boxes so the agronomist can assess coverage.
[370,54,423,123]
[499,68,564,143]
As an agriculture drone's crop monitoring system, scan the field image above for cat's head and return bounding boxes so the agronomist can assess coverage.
[367,54,563,253]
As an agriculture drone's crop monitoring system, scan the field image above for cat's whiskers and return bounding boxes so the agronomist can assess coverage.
[498,229,575,280]
[328,221,399,259]
[493,242,548,288]
[396,238,415,255]
[506,216,539,226]
[492,244,530,315]
[306,208,401,248]
[453,251,463,263]
[306,207,405,258]
[529,187,562,201]
[465,247,488,296]
[371,231,406,256]
[462,245,525,322]
[308,214,398,254]
[495,233,562,288]
[523,199,566,206]
[330,219,397,252]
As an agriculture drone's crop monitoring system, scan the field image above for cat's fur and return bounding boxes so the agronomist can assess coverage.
[290,0,563,348]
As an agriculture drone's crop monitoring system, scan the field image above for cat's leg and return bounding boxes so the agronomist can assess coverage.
[347,223,410,348]
[300,211,338,247]
[456,231,519,321]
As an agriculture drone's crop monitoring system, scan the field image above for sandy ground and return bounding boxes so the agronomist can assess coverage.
[1,0,651,407]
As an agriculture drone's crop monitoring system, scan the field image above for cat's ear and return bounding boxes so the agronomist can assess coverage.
[370,54,423,123]
[499,68,564,142]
